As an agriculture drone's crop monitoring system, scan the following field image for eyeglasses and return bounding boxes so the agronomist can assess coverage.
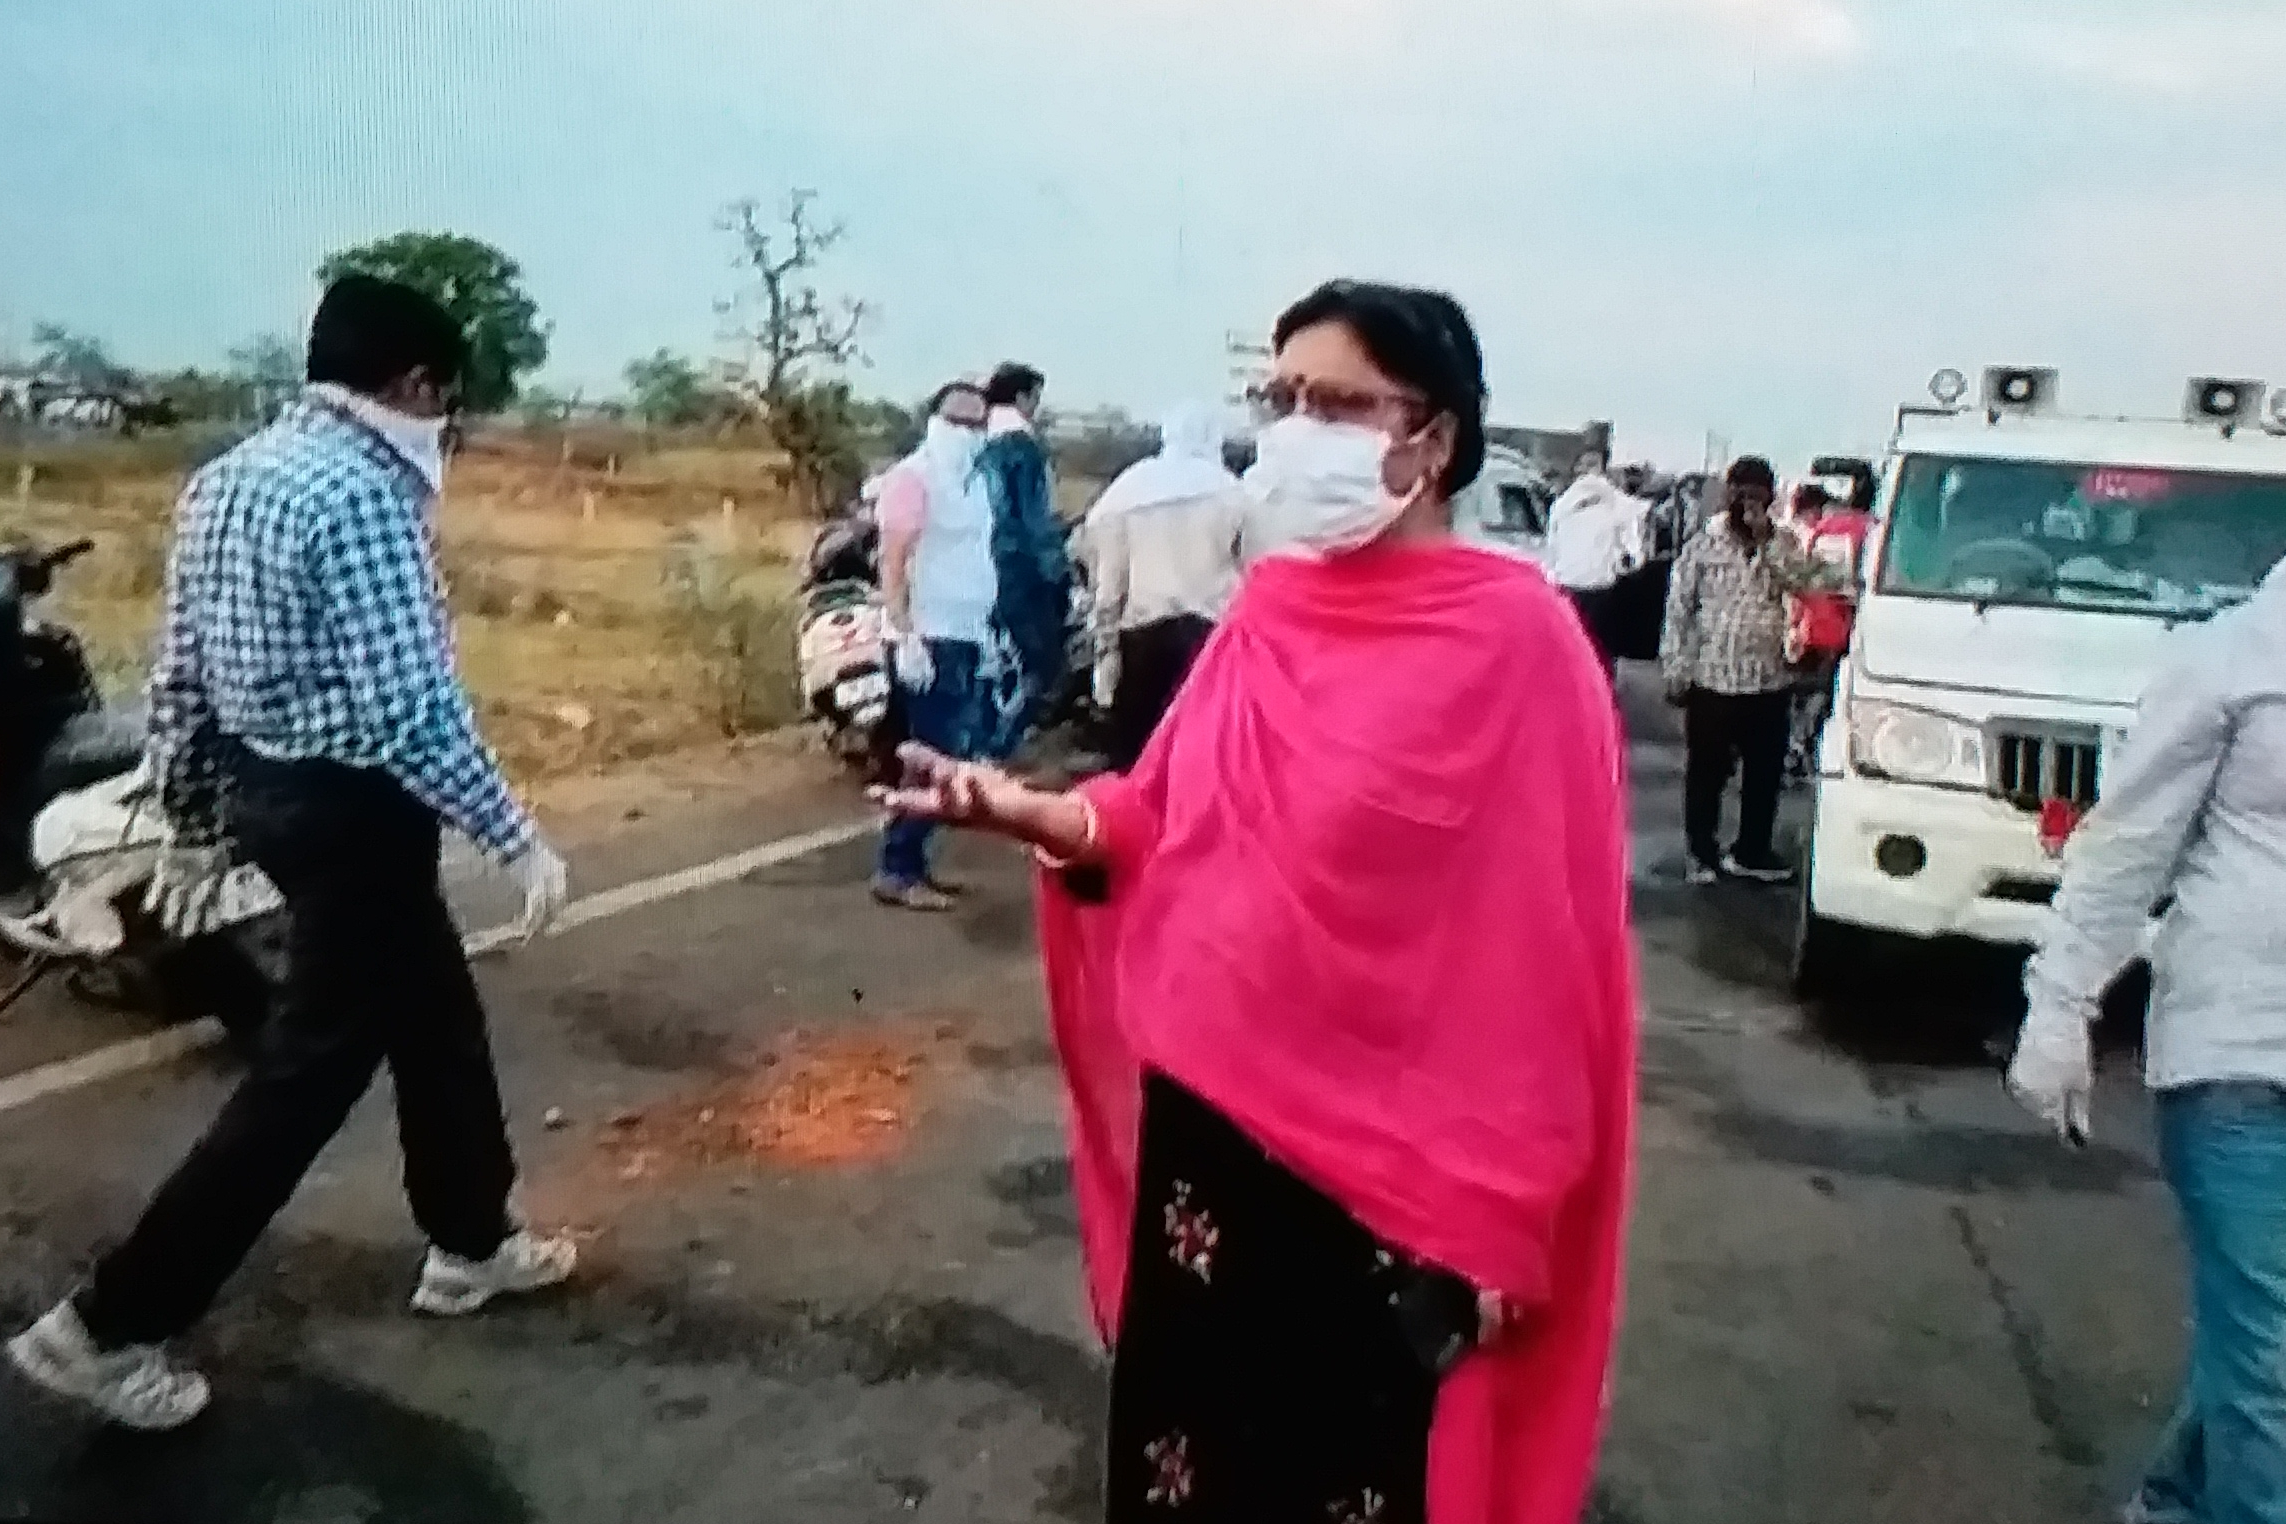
[1252,376,1429,432]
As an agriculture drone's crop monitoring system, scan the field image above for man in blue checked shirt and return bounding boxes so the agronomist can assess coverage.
[8,276,576,1431]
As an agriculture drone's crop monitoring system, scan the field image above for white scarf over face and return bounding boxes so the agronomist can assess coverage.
[1090,403,1237,520]
[311,382,446,492]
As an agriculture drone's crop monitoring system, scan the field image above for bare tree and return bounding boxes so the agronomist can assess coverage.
[713,191,874,514]
[715,190,870,407]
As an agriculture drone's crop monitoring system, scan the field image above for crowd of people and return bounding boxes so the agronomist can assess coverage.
[6,265,2285,1524]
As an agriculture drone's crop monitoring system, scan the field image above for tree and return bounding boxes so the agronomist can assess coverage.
[31,324,125,389]
[228,331,301,388]
[716,191,870,404]
[315,232,550,413]
[623,349,709,427]
[517,384,580,428]
[714,191,874,514]
[226,331,301,419]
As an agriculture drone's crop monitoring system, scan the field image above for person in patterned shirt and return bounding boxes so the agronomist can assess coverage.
[7,277,576,1431]
[1659,455,1818,886]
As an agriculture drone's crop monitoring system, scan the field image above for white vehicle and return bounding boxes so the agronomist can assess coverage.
[1457,446,1557,557]
[1795,367,2286,994]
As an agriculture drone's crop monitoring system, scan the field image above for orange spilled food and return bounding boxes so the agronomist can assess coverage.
[603,1031,932,1178]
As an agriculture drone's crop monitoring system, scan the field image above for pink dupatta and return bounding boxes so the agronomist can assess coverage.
[1037,539,1637,1524]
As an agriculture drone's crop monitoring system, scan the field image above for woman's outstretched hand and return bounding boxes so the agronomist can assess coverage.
[869,744,1105,864]
[868,744,1037,836]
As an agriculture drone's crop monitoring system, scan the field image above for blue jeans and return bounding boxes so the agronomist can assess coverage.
[2134,1083,2286,1524]
[877,638,989,889]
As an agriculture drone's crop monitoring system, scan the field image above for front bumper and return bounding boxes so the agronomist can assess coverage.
[1808,770,2060,946]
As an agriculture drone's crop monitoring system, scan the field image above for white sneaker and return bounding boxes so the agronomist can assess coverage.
[6,1300,210,1431]
[1723,852,1797,886]
[1684,858,1722,886]
[410,1228,577,1317]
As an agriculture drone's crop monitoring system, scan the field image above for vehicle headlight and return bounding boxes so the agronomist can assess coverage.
[1848,699,1985,790]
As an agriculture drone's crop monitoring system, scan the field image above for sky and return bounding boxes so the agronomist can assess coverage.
[5,0,2285,465]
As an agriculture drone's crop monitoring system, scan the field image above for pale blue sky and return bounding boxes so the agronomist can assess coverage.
[5,0,2283,464]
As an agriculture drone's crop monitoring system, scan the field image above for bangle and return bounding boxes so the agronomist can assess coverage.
[1032,796,1101,870]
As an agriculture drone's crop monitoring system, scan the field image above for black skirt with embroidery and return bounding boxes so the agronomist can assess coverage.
[1105,1074,1463,1523]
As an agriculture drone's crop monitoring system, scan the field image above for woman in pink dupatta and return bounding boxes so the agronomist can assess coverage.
[877,282,1636,1524]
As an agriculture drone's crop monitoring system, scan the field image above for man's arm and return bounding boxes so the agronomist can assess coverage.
[311,484,536,862]
[147,474,227,847]
[1090,508,1130,640]
[1658,540,1702,691]
[2025,622,2240,1018]
[876,470,926,631]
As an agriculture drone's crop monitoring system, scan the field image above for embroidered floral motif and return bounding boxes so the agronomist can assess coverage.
[1145,1432,1195,1506]
[1326,1488,1387,1523]
[1164,1180,1220,1283]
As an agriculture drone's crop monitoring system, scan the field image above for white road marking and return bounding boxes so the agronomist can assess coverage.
[0,818,875,1118]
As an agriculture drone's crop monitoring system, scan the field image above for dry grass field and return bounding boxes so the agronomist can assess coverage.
[2,426,817,790]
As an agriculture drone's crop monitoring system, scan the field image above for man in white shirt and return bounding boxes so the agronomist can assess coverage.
[1085,405,1243,771]
[1544,449,1647,676]
[2008,563,2286,1524]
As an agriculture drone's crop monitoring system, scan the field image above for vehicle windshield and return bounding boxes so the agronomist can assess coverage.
[1879,454,2286,619]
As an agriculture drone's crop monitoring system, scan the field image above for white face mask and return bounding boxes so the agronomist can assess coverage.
[316,383,448,492]
[370,406,448,493]
[1242,414,1431,556]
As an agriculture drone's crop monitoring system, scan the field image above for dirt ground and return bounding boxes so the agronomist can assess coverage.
[5,428,816,788]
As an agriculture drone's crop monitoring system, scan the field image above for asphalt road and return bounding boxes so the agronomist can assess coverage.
[0,680,2184,1524]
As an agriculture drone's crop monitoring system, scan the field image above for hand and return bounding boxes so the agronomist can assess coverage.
[1477,1288,1517,1349]
[1091,652,1120,711]
[891,631,935,692]
[2007,1001,2094,1145]
[869,743,1035,830]
[506,839,571,945]
[143,844,231,938]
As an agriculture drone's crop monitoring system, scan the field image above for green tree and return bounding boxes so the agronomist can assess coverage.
[31,323,125,389]
[226,331,302,418]
[623,348,709,427]
[517,384,580,428]
[228,331,301,388]
[315,233,550,413]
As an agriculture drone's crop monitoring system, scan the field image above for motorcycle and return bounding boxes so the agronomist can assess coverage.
[795,510,895,771]
[0,537,279,1049]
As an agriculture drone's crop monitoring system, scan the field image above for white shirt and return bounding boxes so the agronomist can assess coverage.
[1090,489,1246,635]
[1544,477,1646,592]
[2026,572,2286,1090]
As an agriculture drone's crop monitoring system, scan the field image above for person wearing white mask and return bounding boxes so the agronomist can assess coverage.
[6,276,574,1431]
[868,282,1634,1524]
[1084,403,1243,771]
[872,380,1000,910]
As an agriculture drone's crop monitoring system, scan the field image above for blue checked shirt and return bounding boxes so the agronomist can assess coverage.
[149,392,536,860]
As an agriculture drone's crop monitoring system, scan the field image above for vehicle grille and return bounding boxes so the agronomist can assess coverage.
[1988,726,2102,810]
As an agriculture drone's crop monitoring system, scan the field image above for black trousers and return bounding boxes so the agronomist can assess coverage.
[76,752,515,1347]
[1105,615,1214,774]
[1683,688,1792,867]
[1106,1075,1451,1523]
[1563,585,1621,681]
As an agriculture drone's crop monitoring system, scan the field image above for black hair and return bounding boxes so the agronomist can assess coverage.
[1726,455,1778,494]
[984,362,1046,408]
[1272,280,1489,498]
[926,379,986,416]
[306,275,467,397]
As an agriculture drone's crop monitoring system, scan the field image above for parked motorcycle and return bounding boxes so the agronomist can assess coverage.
[0,537,278,1049]
[795,511,894,770]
